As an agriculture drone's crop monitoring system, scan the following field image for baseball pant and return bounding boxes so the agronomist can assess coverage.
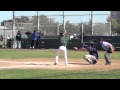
[83,54,97,64]
[55,46,68,65]
[16,41,21,49]
[104,46,115,64]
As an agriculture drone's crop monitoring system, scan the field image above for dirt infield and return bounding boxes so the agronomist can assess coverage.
[0,58,120,71]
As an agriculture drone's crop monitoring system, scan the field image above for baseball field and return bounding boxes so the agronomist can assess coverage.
[0,49,120,79]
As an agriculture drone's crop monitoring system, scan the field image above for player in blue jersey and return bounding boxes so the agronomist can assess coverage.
[30,30,38,49]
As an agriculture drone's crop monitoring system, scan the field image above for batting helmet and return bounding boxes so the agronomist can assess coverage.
[59,33,64,37]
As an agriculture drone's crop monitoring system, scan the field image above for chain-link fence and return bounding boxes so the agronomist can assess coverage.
[93,22,111,36]
[15,23,34,34]
[81,22,111,36]
[0,22,15,48]
[0,11,111,48]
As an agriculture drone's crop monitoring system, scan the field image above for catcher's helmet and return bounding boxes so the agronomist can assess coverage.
[89,40,94,44]
[89,40,95,47]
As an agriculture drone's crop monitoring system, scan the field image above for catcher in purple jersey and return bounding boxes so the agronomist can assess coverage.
[74,40,99,65]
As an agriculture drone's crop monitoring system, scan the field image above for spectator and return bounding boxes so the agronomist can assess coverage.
[16,31,21,49]
[30,30,38,49]
[25,31,32,39]
[0,35,3,42]
[36,30,40,48]
[7,35,11,48]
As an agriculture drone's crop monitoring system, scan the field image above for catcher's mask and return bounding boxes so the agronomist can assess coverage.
[89,40,95,47]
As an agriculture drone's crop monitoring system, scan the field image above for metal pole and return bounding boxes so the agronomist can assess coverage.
[57,24,60,35]
[21,22,22,31]
[63,11,66,33]
[91,11,93,36]
[37,11,39,31]
[12,11,15,48]
[109,12,112,36]
[81,23,83,43]
[13,11,15,37]
[110,22,112,36]
[4,22,6,48]
[12,11,14,39]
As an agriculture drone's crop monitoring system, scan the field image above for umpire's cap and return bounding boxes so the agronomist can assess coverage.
[98,38,103,44]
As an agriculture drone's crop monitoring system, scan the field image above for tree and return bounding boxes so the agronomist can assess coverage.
[107,16,120,34]
[117,24,120,34]
[31,15,58,35]
[83,23,91,36]
[1,20,13,26]
[15,16,30,23]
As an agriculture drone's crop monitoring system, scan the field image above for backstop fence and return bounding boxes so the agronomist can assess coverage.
[0,11,111,48]
[81,22,111,36]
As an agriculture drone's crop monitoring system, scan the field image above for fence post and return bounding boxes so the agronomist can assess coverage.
[12,11,16,48]
[91,11,93,36]
[110,22,112,36]
[57,24,60,35]
[37,11,39,31]
[81,23,83,43]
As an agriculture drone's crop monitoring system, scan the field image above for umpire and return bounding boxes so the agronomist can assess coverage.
[98,38,115,65]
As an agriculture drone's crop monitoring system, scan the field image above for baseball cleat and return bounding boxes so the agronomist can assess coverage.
[92,60,97,64]
[105,62,111,65]
[89,61,93,65]
[54,63,58,66]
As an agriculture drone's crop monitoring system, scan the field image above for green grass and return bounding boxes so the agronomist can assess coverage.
[0,69,120,79]
[0,49,119,60]
[0,49,56,59]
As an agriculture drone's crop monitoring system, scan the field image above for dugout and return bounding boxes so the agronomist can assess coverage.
[21,36,120,51]
[21,35,82,49]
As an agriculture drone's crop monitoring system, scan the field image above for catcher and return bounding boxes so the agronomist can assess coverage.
[73,40,99,65]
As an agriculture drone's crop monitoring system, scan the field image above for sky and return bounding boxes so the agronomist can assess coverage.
[0,11,110,23]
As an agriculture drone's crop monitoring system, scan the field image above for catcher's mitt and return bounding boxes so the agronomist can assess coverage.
[73,47,78,51]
